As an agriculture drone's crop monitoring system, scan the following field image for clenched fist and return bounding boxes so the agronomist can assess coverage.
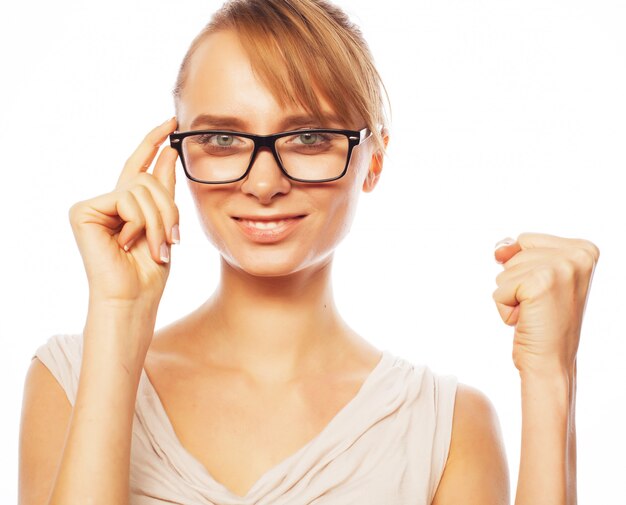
[492,232,600,376]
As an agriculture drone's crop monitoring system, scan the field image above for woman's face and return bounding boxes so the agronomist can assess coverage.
[176,29,384,277]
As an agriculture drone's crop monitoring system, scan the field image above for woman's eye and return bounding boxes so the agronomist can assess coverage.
[197,134,238,147]
[215,135,234,146]
[297,133,323,145]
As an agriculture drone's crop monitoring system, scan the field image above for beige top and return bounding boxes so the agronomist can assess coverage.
[33,333,458,505]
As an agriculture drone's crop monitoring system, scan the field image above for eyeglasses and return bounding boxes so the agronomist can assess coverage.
[169,127,372,184]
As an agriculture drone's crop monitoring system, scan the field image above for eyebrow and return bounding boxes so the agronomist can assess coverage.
[188,112,346,132]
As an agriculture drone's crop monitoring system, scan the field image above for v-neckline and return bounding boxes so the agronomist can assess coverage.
[138,349,391,500]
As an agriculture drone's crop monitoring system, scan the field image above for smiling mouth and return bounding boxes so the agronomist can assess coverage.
[233,216,305,229]
[231,215,307,241]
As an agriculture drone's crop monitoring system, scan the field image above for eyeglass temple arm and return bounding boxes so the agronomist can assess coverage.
[360,125,384,143]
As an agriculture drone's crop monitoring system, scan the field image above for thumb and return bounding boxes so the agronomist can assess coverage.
[494,237,521,264]
[152,145,179,199]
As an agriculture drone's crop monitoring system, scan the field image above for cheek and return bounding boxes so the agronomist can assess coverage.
[315,177,363,247]
[335,186,362,237]
[331,149,370,227]
[188,183,232,251]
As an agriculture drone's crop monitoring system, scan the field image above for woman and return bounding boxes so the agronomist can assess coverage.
[18,0,598,504]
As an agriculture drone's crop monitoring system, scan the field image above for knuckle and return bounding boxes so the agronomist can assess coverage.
[136,172,160,192]
[144,128,163,148]
[132,183,151,199]
[495,270,506,286]
[585,240,601,262]
[533,265,558,290]
[68,200,88,223]
[119,188,131,203]
[136,171,153,183]
[170,202,180,222]
[124,193,146,226]
[123,152,133,166]
[67,202,79,220]
[491,288,500,301]
[593,243,600,260]
[570,247,596,273]
[556,257,577,278]
[517,232,531,245]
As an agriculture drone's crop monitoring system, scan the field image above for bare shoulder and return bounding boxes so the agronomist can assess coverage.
[19,357,72,505]
[431,382,510,505]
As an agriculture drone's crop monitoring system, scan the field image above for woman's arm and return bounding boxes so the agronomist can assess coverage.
[433,233,596,505]
[19,118,178,504]
[491,233,598,505]
[19,303,155,505]
[515,363,576,504]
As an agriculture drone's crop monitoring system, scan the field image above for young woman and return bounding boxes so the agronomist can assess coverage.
[18,1,599,504]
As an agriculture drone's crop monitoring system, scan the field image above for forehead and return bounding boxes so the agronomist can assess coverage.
[176,30,344,132]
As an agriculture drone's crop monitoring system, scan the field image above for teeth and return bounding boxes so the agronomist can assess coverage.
[241,219,289,229]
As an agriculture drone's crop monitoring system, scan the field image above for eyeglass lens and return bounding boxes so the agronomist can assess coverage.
[181,131,350,182]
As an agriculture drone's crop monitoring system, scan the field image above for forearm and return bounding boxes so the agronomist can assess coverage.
[48,302,156,505]
[514,361,577,505]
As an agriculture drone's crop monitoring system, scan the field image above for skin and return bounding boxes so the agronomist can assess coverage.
[143,29,388,494]
[18,26,599,505]
[169,29,383,371]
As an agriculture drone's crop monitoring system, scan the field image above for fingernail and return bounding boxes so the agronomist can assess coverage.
[171,224,180,244]
[123,238,135,252]
[494,237,515,251]
[160,242,170,263]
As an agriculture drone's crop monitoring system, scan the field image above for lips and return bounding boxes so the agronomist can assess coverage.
[231,214,307,243]
[232,213,308,221]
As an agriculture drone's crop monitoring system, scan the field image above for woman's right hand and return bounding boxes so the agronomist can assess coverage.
[69,117,180,307]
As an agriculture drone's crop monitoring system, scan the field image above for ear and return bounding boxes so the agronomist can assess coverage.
[362,131,389,193]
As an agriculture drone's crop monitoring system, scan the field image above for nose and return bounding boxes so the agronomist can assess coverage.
[240,146,292,203]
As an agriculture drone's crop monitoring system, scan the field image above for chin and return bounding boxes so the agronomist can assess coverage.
[222,248,332,278]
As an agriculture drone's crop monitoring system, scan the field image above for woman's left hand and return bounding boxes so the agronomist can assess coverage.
[492,232,600,376]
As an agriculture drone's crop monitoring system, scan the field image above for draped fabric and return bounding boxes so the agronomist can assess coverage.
[34,333,457,505]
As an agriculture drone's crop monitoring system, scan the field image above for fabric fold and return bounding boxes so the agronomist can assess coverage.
[33,333,458,505]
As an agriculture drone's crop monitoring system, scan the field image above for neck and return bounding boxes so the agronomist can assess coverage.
[193,255,353,381]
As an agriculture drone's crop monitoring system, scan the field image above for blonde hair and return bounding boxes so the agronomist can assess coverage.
[172,0,391,154]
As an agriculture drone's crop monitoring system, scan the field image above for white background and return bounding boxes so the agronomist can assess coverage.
[2,0,625,502]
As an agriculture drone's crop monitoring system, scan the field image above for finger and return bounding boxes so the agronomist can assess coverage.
[116,117,177,188]
[125,184,169,264]
[518,232,600,263]
[114,191,146,249]
[492,279,521,326]
[495,301,520,326]
[498,247,563,270]
[151,145,179,200]
[501,245,598,276]
[131,171,180,245]
[494,237,522,264]
[495,261,534,286]
[70,190,144,242]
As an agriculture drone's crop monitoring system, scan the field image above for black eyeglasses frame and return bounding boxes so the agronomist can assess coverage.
[169,127,372,184]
